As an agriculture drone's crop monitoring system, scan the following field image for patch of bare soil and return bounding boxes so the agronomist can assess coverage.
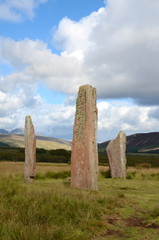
[126,216,159,229]
[106,229,126,237]
[107,216,118,225]
[98,216,128,239]
[97,229,127,239]
[96,215,159,240]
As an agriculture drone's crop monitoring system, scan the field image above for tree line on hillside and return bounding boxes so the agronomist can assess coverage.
[0,146,159,167]
[0,146,71,163]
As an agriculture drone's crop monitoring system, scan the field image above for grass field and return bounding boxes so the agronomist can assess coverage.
[0,162,159,240]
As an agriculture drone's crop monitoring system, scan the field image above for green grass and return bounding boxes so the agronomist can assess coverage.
[0,163,159,239]
[0,177,116,240]
[35,170,71,180]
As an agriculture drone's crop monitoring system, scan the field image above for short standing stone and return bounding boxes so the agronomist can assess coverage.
[106,131,127,178]
[71,84,98,190]
[24,116,36,183]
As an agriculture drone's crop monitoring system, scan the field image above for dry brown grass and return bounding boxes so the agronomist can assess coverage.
[1,162,159,179]
[0,161,71,178]
[0,161,24,177]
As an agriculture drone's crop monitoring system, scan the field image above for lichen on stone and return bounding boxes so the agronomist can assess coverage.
[71,84,98,190]
[74,86,87,139]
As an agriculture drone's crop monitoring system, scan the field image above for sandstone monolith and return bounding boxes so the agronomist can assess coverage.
[71,84,98,190]
[106,131,127,178]
[24,116,36,183]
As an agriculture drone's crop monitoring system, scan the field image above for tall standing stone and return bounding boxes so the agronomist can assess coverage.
[71,84,98,190]
[106,131,127,178]
[24,116,36,183]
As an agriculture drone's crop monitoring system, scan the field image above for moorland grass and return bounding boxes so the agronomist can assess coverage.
[0,162,159,239]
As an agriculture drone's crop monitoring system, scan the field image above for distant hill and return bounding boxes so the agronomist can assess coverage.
[1,130,159,153]
[0,129,9,134]
[0,128,24,134]
[98,132,159,153]
[0,133,71,151]
[10,128,24,134]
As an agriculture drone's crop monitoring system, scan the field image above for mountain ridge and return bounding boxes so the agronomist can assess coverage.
[1,129,159,153]
[98,132,159,153]
[0,128,24,134]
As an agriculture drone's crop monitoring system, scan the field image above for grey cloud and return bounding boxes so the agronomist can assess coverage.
[2,0,159,106]
[1,0,159,144]
[0,91,158,142]
[148,107,159,120]
[54,0,159,106]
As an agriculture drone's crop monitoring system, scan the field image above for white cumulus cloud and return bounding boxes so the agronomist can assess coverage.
[0,0,159,140]
[0,0,48,22]
[54,0,159,105]
[97,100,159,141]
[1,0,159,104]
[0,90,158,141]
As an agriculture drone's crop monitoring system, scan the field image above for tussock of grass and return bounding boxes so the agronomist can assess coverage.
[35,170,71,180]
[135,162,152,169]
[141,172,159,180]
[149,206,159,219]
[99,169,111,178]
[126,171,137,179]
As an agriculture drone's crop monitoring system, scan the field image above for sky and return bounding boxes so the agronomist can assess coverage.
[0,0,159,142]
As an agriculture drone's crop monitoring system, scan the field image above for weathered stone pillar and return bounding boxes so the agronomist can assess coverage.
[71,84,98,190]
[106,131,127,178]
[24,116,36,183]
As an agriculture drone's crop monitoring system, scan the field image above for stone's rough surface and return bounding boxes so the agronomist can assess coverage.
[71,84,98,190]
[24,116,36,183]
[106,131,127,178]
